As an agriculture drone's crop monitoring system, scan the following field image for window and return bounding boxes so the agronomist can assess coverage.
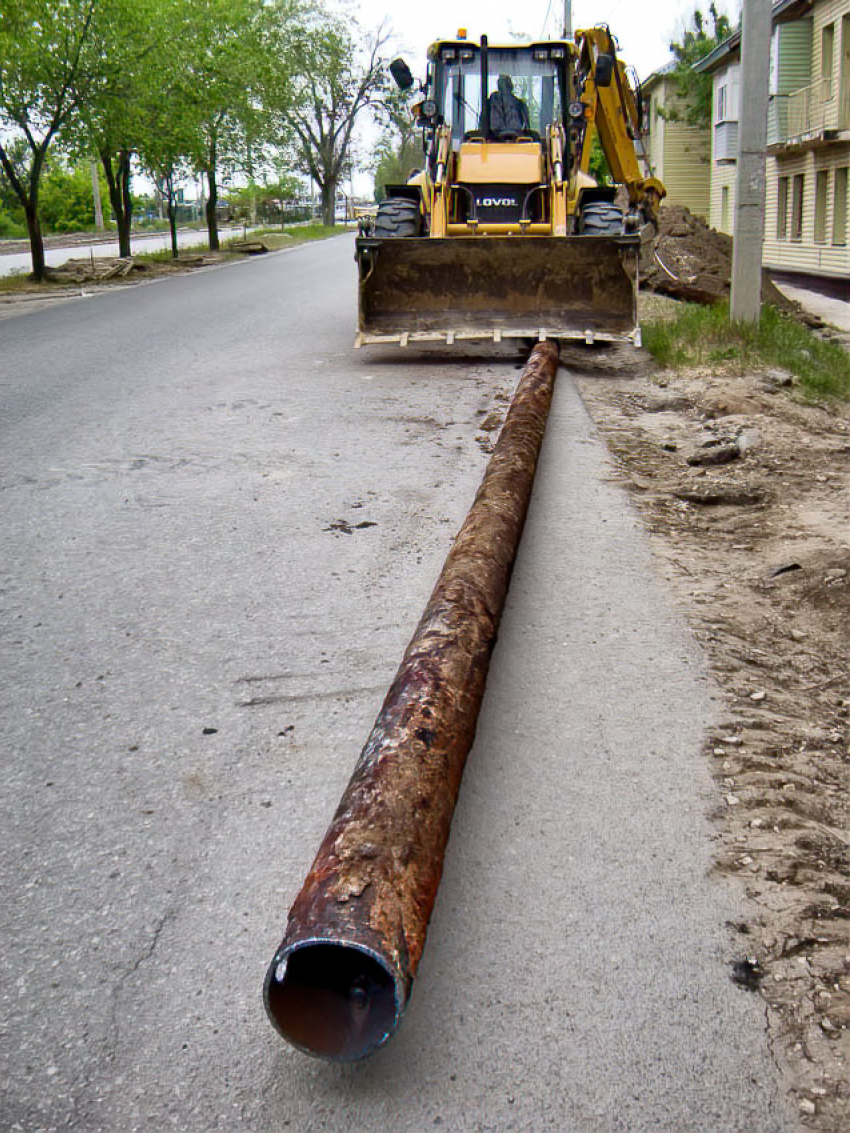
[721,185,730,231]
[815,170,829,243]
[777,176,789,238]
[792,173,805,240]
[717,84,727,121]
[834,167,848,245]
[438,48,563,144]
[822,23,835,82]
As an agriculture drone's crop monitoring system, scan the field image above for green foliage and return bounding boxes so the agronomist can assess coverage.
[0,204,26,238]
[643,302,850,401]
[372,85,423,202]
[263,174,303,201]
[284,3,392,224]
[587,130,611,185]
[0,0,136,275]
[38,161,111,232]
[662,4,733,128]
[373,137,423,201]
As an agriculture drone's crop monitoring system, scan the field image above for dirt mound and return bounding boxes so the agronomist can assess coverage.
[642,204,822,327]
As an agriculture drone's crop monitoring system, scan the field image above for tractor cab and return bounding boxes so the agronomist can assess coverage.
[427,39,573,148]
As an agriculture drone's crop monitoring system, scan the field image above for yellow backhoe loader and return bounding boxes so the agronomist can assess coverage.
[355,27,664,348]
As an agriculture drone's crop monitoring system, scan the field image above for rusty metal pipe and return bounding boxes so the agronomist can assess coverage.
[264,342,561,1061]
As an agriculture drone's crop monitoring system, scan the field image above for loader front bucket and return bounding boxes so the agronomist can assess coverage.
[355,235,641,347]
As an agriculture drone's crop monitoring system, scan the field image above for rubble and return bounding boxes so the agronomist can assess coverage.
[642,204,825,328]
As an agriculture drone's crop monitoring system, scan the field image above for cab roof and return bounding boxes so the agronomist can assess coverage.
[427,38,576,61]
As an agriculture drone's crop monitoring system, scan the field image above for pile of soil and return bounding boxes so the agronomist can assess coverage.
[573,332,850,1130]
[643,204,823,328]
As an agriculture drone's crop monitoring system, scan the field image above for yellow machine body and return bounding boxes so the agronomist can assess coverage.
[355,31,664,347]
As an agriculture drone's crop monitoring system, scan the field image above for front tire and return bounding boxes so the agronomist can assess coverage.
[374,198,422,238]
[579,202,625,236]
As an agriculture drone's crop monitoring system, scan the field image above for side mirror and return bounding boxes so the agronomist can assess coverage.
[594,53,614,88]
[390,58,415,91]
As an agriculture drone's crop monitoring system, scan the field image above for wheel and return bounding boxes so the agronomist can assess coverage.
[373,198,422,238]
[580,202,625,236]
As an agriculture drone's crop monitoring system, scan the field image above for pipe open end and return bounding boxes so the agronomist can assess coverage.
[263,941,404,1061]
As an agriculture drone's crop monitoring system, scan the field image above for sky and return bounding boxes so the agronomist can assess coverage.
[346,0,741,196]
[355,0,741,86]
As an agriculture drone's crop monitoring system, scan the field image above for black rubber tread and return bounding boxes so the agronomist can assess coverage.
[580,201,625,236]
[374,198,422,238]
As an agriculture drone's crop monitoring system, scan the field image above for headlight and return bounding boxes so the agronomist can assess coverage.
[421,99,438,118]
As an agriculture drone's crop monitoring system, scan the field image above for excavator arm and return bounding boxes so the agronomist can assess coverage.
[575,27,665,218]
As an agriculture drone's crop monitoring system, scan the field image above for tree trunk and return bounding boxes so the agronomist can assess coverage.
[166,176,178,259]
[25,201,46,282]
[101,148,133,258]
[117,150,133,258]
[321,179,336,227]
[206,162,219,252]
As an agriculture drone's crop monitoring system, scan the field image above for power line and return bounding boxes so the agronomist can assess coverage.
[540,0,554,38]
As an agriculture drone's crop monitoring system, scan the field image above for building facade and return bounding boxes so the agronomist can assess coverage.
[697,0,849,283]
[641,66,711,219]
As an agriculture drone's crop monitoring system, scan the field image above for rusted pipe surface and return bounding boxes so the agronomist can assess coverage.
[264,341,560,1060]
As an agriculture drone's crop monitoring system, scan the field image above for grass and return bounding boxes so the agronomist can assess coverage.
[0,223,349,290]
[121,222,348,262]
[251,223,349,250]
[643,301,850,402]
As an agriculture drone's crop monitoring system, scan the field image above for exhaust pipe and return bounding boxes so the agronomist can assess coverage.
[264,342,561,1060]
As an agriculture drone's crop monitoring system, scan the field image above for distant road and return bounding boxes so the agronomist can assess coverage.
[0,224,260,277]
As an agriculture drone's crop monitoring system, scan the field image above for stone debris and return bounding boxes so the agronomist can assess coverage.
[642,204,824,328]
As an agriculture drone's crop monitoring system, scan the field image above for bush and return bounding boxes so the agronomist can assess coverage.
[0,204,26,239]
[39,162,111,234]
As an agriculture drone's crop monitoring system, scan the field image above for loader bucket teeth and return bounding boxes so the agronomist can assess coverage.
[355,236,640,346]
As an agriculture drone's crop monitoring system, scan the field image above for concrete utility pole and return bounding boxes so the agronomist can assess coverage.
[730,0,772,322]
[90,159,104,231]
[564,0,572,38]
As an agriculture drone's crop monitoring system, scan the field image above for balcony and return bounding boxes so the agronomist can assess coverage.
[787,77,833,137]
[713,120,739,162]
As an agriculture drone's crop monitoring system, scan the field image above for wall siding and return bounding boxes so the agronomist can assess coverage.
[662,121,711,217]
[642,75,711,218]
[710,162,738,233]
[707,0,850,276]
[811,0,850,130]
[768,19,814,144]
[775,18,814,94]
[764,142,850,275]
[709,63,739,233]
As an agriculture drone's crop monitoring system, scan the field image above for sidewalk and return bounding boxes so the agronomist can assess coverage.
[773,278,850,335]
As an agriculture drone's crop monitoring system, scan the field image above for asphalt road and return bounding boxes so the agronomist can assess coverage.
[1,237,797,1131]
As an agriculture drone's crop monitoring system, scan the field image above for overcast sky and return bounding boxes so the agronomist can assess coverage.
[355,0,740,86]
[345,0,739,195]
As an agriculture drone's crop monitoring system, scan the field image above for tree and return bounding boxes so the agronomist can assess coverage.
[79,0,166,258]
[0,0,123,279]
[38,158,111,232]
[139,105,196,258]
[284,6,392,226]
[181,0,287,250]
[663,4,734,128]
[372,85,423,202]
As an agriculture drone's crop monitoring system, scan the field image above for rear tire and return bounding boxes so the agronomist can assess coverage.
[374,198,422,238]
[579,202,624,236]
